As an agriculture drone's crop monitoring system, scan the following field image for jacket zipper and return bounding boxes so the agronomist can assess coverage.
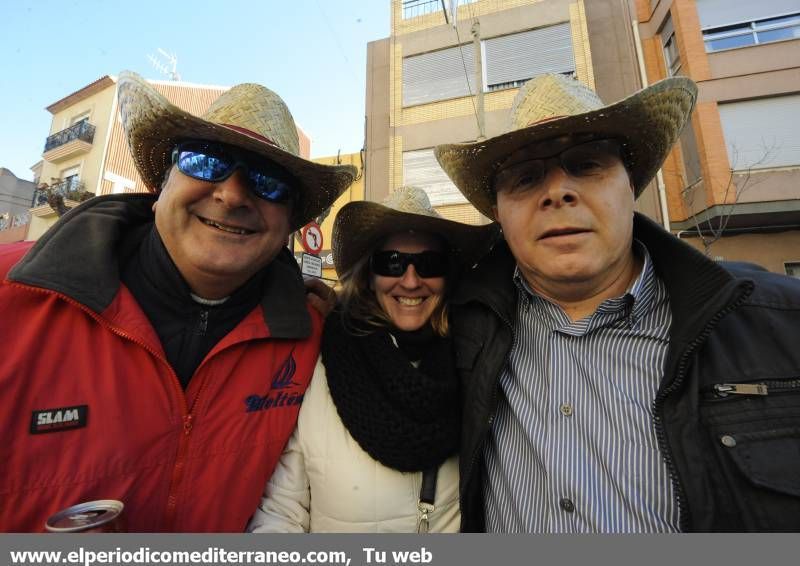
[652,282,753,532]
[10,282,196,531]
[460,305,513,522]
[711,379,800,398]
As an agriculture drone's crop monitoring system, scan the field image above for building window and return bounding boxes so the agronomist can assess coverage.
[785,262,800,278]
[403,45,477,106]
[402,22,574,106]
[70,111,91,126]
[660,16,681,76]
[718,94,800,171]
[402,0,477,20]
[702,11,800,52]
[484,23,575,92]
[402,148,466,206]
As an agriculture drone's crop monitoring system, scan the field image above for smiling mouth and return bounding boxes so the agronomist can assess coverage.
[199,216,254,235]
[396,297,425,306]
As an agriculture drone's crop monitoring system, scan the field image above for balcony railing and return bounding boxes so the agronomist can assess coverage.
[31,178,85,207]
[44,120,96,152]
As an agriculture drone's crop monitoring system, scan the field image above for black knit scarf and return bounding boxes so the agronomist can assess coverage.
[321,312,460,472]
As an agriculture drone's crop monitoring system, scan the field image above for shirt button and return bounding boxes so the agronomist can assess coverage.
[559,403,573,417]
[559,498,575,513]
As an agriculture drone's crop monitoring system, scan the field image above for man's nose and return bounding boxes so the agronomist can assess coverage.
[213,169,253,207]
[538,164,579,210]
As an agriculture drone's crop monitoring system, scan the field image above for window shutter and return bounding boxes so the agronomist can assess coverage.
[484,23,575,89]
[403,45,477,106]
[402,149,468,206]
[718,94,800,170]
[696,0,798,29]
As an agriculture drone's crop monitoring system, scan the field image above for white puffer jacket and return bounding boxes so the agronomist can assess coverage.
[248,357,461,533]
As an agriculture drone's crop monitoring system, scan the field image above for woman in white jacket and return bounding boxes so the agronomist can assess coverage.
[248,186,497,533]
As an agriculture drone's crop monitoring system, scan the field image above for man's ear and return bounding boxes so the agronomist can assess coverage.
[492,204,500,222]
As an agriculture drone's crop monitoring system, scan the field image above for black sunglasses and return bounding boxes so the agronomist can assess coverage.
[370,250,449,278]
[494,138,623,194]
[171,141,295,204]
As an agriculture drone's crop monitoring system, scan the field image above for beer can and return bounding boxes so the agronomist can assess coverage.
[45,500,126,533]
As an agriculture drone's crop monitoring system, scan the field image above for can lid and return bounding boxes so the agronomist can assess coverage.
[45,500,124,533]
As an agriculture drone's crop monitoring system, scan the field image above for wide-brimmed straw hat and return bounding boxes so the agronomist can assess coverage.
[117,70,356,230]
[332,186,499,277]
[434,73,697,219]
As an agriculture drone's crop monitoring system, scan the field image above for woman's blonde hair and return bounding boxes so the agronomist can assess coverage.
[337,234,453,337]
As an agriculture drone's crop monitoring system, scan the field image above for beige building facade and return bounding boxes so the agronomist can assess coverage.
[635,0,800,275]
[365,0,664,225]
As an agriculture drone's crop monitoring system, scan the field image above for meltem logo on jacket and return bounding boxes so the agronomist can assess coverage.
[244,350,304,413]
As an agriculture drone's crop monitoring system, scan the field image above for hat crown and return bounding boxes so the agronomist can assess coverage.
[382,186,442,219]
[202,83,300,156]
[508,73,605,131]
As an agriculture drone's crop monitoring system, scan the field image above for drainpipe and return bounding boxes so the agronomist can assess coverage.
[632,19,671,232]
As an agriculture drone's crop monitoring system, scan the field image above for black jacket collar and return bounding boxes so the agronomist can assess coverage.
[453,213,752,349]
[8,193,310,339]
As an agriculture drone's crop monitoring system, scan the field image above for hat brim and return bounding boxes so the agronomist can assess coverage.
[117,71,356,231]
[434,77,697,218]
[332,200,500,277]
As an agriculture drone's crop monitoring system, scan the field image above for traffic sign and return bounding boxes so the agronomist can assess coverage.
[301,223,323,254]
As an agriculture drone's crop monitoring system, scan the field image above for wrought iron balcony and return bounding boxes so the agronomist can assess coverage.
[44,120,95,152]
[31,178,86,207]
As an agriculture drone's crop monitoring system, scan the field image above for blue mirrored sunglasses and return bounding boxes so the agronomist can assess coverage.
[171,141,294,204]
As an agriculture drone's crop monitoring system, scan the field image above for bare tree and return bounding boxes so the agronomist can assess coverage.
[682,141,778,255]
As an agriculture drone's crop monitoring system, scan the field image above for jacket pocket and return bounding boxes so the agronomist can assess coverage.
[700,378,800,530]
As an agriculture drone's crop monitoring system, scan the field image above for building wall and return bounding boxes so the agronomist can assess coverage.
[680,230,800,275]
[634,0,800,219]
[0,168,36,216]
[365,38,392,202]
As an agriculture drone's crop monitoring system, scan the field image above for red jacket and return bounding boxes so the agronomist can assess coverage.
[0,195,322,532]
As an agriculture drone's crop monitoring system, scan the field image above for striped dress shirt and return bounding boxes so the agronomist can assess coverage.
[483,243,680,533]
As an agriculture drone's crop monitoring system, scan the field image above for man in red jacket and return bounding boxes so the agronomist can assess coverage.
[0,71,355,532]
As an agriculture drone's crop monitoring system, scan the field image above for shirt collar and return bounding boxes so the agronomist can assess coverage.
[512,240,658,334]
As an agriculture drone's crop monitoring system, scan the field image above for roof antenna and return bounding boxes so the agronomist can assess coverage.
[147,48,181,81]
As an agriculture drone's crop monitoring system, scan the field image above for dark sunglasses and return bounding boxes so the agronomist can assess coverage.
[494,138,624,194]
[370,250,449,278]
[171,141,294,204]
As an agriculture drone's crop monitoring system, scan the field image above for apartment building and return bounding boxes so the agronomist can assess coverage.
[635,0,800,274]
[365,0,665,225]
[29,75,311,240]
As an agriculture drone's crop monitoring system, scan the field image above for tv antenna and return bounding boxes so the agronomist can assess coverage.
[147,48,181,81]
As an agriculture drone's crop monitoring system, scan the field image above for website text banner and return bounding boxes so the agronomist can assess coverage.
[1,534,796,566]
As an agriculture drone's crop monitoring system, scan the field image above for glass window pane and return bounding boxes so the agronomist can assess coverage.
[706,33,756,51]
[757,26,800,43]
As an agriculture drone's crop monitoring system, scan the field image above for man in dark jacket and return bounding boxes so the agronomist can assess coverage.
[435,74,800,532]
[0,71,353,531]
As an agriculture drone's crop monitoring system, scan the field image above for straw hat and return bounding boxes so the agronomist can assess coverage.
[434,73,697,219]
[117,71,356,230]
[332,186,499,277]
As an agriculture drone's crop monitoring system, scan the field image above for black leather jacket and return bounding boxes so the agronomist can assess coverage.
[451,213,800,532]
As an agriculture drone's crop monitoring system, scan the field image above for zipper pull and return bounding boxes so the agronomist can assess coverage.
[183,414,193,435]
[714,383,768,397]
[416,501,434,533]
[197,310,209,335]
